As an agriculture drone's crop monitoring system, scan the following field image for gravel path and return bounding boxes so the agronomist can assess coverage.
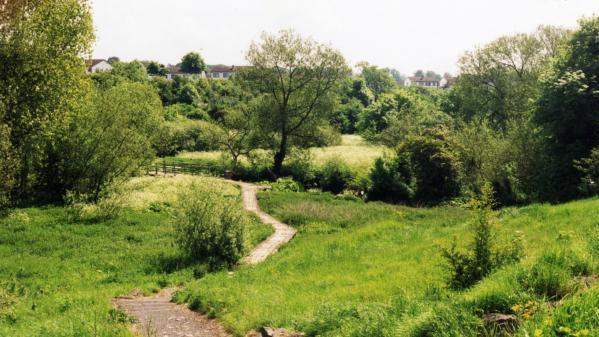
[114,179,296,336]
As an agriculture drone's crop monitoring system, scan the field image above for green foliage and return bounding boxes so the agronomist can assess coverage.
[272,178,302,192]
[452,25,570,128]
[146,61,167,76]
[318,157,353,194]
[454,119,544,205]
[239,29,350,175]
[517,249,591,299]
[0,0,94,200]
[330,98,364,134]
[180,52,206,74]
[163,103,209,121]
[368,156,415,203]
[54,82,163,200]
[357,88,452,145]
[371,131,461,204]
[174,183,248,269]
[536,17,599,201]
[0,123,17,209]
[442,184,523,290]
[574,146,599,196]
[153,120,220,157]
[357,62,397,98]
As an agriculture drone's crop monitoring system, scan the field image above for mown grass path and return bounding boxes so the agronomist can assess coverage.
[115,179,296,336]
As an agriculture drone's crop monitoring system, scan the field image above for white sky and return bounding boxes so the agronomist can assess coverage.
[91,0,599,75]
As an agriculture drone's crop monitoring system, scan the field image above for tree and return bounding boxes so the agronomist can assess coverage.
[453,25,571,128]
[54,82,163,200]
[535,17,599,201]
[414,70,425,77]
[213,105,257,173]
[425,70,442,80]
[0,0,94,199]
[107,56,120,64]
[181,52,206,74]
[240,30,349,176]
[111,60,148,82]
[357,62,396,98]
[146,61,167,76]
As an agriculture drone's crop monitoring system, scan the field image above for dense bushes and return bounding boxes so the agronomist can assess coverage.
[174,183,248,269]
[318,157,353,194]
[369,131,461,204]
[153,120,220,157]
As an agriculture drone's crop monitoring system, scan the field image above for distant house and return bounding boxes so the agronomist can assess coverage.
[165,64,249,81]
[165,65,206,80]
[439,76,456,88]
[86,59,112,73]
[404,76,441,88]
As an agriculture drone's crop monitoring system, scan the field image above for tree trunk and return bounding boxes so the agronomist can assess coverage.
[272,134,288,178]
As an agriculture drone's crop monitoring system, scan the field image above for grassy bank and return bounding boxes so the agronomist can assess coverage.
[177,191,599,336]
[0,176,272,337]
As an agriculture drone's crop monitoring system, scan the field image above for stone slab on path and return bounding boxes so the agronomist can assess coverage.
[114,288,232,337]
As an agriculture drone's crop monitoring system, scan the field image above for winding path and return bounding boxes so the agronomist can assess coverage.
[114,179,296,337]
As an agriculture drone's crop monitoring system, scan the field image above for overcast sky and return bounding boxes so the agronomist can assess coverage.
[91,0,598,75]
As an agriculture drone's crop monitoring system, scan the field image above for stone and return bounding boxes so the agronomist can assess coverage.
[483,313,518,332]
[246,327,305,337]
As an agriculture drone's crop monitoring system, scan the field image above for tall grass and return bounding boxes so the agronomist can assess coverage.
[177,192,599,336]
[0,175,272,337]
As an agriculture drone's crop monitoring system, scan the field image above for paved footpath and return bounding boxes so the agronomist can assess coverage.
[237,181,297,264]
[114,180,296,337]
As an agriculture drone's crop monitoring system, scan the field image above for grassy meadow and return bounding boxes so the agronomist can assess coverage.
[0,176,271,337]
[176,191,599,337]
[168,135,388,172]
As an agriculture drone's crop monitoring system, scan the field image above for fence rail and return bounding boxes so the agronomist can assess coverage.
[146,160,229,178]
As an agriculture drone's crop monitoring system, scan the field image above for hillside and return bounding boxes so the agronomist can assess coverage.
[177,191,599,336]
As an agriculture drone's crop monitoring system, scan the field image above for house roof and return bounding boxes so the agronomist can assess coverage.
[207,65,251,73]
[88,59,107,67]
[409,76,440,82]
[167,65,182,74]
[208,65,235,73]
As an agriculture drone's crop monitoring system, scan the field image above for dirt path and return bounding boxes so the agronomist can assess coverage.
[114,180,296,336]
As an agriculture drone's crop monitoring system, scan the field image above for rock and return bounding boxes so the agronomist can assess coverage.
[483,313,518,332]
[246,327,305,337]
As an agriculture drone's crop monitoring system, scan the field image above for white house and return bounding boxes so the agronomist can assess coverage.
[404,76,441,88]
[165,65,206,80]
[87,59,112,73]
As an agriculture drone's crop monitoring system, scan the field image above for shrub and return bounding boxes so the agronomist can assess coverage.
[272,178,302,192]
[174,183,247,269]
[517,249,591,299]
[318,157,353,194]
[282,151,317,188]
[368,131,461,204]
[442,184,523,290]
[368,156,415,203]
[574,146,599,196]
[401,133,461,204]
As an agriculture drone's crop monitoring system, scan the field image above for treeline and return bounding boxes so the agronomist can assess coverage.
[1,0,597,209]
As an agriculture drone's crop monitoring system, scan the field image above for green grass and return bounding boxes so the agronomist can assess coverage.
[177,192,599,337]
[0,176,272,337]
[166,135,388,173]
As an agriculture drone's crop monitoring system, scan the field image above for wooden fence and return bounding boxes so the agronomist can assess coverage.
[146,160,229,178]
